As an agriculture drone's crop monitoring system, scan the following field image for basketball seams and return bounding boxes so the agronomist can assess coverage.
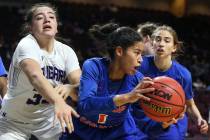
[140,76,186,122]
[144,95,184,108]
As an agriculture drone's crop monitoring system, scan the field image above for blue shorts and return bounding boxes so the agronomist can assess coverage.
[141,115,188,140]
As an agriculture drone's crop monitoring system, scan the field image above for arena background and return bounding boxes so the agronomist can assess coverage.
[0,0,209,139]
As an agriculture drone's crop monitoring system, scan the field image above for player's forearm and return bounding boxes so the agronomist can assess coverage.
[29,73,64,104]
[79,96,117,114]
[21,59,65,104]
[113,94,131,106]
[186,100,203,121]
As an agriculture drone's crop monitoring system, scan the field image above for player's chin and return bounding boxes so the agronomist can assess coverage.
[127,69,137,75]
[42,31,56,37]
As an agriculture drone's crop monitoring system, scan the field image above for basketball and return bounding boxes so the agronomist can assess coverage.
[140,76,185,122]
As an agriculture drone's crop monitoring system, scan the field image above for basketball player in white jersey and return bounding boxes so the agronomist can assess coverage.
[0,3,81,140]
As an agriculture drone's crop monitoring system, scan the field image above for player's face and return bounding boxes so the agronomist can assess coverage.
[143,36,154,55]
[31,6,58,39]
[152,30,176,58]
[120,41,144,75]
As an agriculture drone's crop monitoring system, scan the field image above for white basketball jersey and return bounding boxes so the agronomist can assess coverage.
[1,34,80,125]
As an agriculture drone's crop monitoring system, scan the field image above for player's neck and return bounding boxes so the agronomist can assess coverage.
[35,36,54,53]
[154,56,172,72]
[109,62,125,80]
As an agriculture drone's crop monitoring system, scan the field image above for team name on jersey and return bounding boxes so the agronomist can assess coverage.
[41,66,66,82]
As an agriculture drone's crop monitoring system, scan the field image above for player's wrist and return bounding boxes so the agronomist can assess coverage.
[113,94,129,106]
[53,96,65,105]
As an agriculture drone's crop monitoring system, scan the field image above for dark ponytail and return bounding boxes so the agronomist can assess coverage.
[89,23,143,59]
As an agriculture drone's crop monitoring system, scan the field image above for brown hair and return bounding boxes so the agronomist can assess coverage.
[21,3,58,35]
[152,25,183,58]
[137,22,158,38]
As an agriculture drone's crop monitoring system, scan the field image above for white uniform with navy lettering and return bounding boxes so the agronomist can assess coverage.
[0,34,80,140]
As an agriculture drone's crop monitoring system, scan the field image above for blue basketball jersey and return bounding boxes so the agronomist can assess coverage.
[131,56,194,140]
[0,57,7,77]
[63,57,147,140]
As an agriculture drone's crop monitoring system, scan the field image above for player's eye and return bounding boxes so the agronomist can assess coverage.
[36,16,43,20]
[155,36,161,42]
[49,16,55,19]
[164,38,171,43]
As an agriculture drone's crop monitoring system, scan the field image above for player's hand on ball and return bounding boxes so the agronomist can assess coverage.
[162,106,186,129]
[129,77,154,103]
[113,77,154,106]
[53,99,79,133]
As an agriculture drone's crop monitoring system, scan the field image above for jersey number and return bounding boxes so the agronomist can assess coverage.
[26,94,49,105]
[98,114,108,124]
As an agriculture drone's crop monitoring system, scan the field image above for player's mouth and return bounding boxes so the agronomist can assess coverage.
[43,25,52,30]
[157,48,164,53]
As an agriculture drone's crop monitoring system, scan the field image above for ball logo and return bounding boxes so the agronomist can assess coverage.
[143,100,172,115]
[152,89,172,101]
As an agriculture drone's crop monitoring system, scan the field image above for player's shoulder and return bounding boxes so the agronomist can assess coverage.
[82,57,107,79]
[173,61,192,79]
[54,39,74,52]
[18,34,38,47]
[83,57,107,68]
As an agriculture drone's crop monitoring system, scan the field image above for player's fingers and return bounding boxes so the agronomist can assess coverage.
[70,107,80,118]
[64,114,72,133]
[163,118,176,127]
[137,94,150,101]
[143,77,153,81]
[136,78,152,89]
[200,123,208,134]
[171,118,177,124]
[140,80,154,89]
[200,127,208,134]
[63,94,68,100]
[135,87,155,95]
[178,113,184,119]
[58,115,66,132]
[200,120,208,128]
[69,114,74,133]
[200,125,208,133]
[162,122,170,129]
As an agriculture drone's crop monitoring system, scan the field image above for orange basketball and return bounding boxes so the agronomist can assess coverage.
[140,76,185,122]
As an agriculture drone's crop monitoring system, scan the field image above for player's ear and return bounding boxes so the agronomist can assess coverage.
[145,35,150,42]
[172,44,177,53]
[27,25,32,33]
[115,46,123,56]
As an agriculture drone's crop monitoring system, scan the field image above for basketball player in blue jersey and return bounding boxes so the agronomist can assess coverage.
[60,23,155,140]
[131,25,208,140]
[0,3,81,140]
[137,22,158,56]
[0,57,7,104]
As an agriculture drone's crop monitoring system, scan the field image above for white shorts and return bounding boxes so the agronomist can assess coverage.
[0,116,62,140]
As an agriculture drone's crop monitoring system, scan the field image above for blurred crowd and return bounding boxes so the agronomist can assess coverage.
[0,2,210,138]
